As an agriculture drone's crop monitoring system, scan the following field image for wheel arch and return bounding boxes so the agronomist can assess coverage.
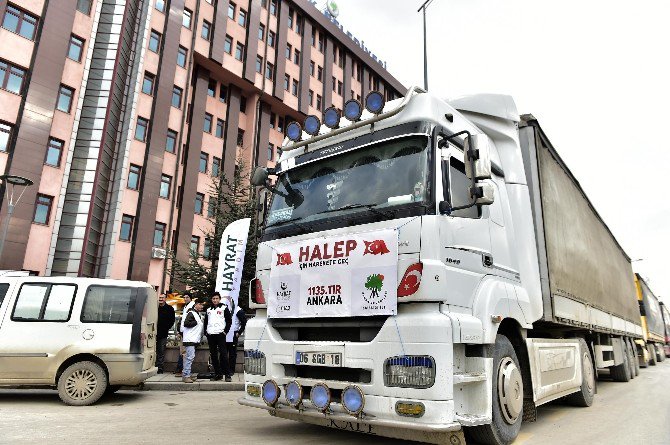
[56,353,109,385]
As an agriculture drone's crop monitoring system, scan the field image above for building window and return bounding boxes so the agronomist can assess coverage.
[77,0,93,15]
[338,49,344,68]
[317,66,322,82]
[284,74,290,91]
[67,35,85,62]
[278,116,284,133]
[215,119,224,138]
[337,80,342,96]
[190,235,200,252]
[195,193,204,214]
[265,62,274,80]
[183,8,192,28]
[296,14,303,35]
[57,85,75,113]
[135,117,149,142]
[268,143,274,161]
[292,79,298,96]
[149,30,161,53]
[310,61,315,76]
[287,7,294,29]
[2,5,38,40]
[207,79,216,97]
[207,198,216,217]
[308,90,315,107]
[160,174,171,199]
[238,9,247,27]
[0,122,12,152]
[142,72,155,95]
[219,84,227,102]
[33,194,53,225]
[235,42,244,61]
[155,0,165,13]
[166,129,177,153]
[177,46,187,67]
[332,76,336,92]
[237,129,244,146]
[120,215,134,241]
[171,86,182,108]
[255,55,263,73]
[286,44,292,59]
[212,157,221,177]
[316,94,322,111]
[204,238,212,259]
[258,23,265,40]
[270,112,276,129]
[240,96,247,113]
[268,30,275,48]
[204,113,213,133]
[153,222,166,247]
[318,33,324,52]
[45,138,63,167]
[202,20,211,40]
[0,60,27,95]
[270,0,277,15]
[127,164,141,190]
[294,49,300,65]
[199,152,208,173]
[228,2,236,20]
[224,35,233,54]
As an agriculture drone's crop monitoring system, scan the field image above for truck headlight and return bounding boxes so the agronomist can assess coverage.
[384,356,436,389]
[244,349,266,375]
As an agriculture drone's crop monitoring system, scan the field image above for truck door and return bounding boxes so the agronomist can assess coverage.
[438,141,493,308]
[0,282,79,381]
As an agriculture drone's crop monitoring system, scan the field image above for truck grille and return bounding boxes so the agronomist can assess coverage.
[272,316,386,342]
[283,364,372,384]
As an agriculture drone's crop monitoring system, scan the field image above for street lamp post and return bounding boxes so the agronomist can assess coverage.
[418,0,435,91]
[0,175,34,263]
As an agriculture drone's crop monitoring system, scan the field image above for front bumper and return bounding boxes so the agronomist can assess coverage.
[239,396,464,445]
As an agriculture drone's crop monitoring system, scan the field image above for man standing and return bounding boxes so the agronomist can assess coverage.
[174,293,192,376]
[156,293,175,374]
[182,298,204,383]
[224,296,247,382]
[204,292,231,381]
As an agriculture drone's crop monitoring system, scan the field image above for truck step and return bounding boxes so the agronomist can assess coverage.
[453,373,487,385]
[455,413,489,426]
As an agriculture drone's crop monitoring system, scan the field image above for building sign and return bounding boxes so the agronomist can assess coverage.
[309,0,388,69]
[215,218,251,306]
[268,229,398,318]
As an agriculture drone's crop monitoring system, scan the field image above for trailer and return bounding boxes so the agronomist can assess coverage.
[635,273,666,365]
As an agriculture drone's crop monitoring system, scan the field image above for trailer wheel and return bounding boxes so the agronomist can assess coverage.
[633,344,640,376]
[639,344,649,368]
[565,338,595,407]
[465,335,523,445]
[657,344,665,362]
[626,340,636,379]
[610,342,631,382]
[57,361,108,406]
[648,344,657,366]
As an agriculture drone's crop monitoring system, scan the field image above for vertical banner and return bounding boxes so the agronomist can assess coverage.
[215,218,251,305]
[268,229,398,318]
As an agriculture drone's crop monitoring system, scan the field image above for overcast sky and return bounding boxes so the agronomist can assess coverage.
[330,0,670,300]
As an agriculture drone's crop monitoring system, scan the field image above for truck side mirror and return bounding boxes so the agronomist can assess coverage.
[251,167,269,186]
[256,189,269,237]
[464,134,492,180]
[471,183,494,206]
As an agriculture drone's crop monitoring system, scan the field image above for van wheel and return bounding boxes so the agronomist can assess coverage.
[610,342,631,382]
[57,361,108,406]
[565,338,595,406]
[465,335,523,445]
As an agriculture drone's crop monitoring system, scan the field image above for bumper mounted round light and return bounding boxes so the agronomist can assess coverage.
[310,383,331,411]
[323,107,341,128]
[286,121,302,142]
[341,385,365,416]
[285,380,303,408]
[303,115,321,136]
[262,379,280,406]
[343,99,363,121]
[365,91,385,114]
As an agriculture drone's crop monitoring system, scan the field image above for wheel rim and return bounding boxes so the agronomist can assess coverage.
[498,357,523,424]
[65,369,98,400]
[582,352,594,393]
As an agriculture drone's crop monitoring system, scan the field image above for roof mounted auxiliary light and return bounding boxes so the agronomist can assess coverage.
[286,121,302,142]
[365,91,385,114]
[343,99,363,121]
[303,115,321,136]
[323,107,341,129]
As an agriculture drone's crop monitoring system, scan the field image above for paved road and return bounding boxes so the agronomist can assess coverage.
[1,364,669,445]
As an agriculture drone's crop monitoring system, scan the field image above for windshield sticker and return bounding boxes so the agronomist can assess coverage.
[268,207,294,225]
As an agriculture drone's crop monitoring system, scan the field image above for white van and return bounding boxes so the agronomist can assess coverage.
[0,276,158,405]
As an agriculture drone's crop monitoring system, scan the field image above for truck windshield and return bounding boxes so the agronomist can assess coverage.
[267,135,429,227]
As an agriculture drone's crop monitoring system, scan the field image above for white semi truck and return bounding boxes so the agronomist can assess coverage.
[239,87,643,445]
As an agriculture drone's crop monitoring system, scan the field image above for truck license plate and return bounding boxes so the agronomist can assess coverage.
[295,351,342,367]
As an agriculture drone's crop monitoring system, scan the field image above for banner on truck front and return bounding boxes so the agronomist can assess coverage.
[268,229,398,318]
[215,218,251,306]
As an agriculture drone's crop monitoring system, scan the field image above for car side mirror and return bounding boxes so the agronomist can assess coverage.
[464,134,492,180]
[251,167,269,186]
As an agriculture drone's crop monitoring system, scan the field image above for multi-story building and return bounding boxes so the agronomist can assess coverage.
[0,0,405,291]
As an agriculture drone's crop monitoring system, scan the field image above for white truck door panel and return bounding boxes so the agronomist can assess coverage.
[526,338,582,406]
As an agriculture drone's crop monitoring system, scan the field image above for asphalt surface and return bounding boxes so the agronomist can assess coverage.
[1,363,669,445]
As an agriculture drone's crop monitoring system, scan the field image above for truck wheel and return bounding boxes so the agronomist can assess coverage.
[610,342,631,382]
[648,344,657,366]
[465,335,523,445]
[657,345,665,362]
[57,361,108,406]
[626,341,636,379]
[638,344,648,368]
[565,338,595,407]
[633,345,640,376]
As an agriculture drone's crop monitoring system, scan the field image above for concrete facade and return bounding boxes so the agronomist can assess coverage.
[0,0,405,291]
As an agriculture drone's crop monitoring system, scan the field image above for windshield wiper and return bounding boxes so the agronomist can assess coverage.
[318,203,393,219]
[268,217,310,233]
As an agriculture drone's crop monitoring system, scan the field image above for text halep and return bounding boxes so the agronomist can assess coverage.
[299,240,357,262]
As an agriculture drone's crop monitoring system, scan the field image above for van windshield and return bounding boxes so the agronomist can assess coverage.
[267,135,429,227]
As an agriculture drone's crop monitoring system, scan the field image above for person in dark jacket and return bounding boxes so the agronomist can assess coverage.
[156,292,175,374]
[224,295,247,382]
[204,292,232,381]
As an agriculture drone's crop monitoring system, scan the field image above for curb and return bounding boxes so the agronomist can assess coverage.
[138,382,245,391]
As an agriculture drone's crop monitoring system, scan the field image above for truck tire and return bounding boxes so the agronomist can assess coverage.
[633,346,640,376]
[648,344,657,366]
[610,343,631,382]
[57,361,108,406]
[565,338,595,407]
[465,335,523,445]
[638,343,649,368]
[626,340,636,379]
[657,344,665,362]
